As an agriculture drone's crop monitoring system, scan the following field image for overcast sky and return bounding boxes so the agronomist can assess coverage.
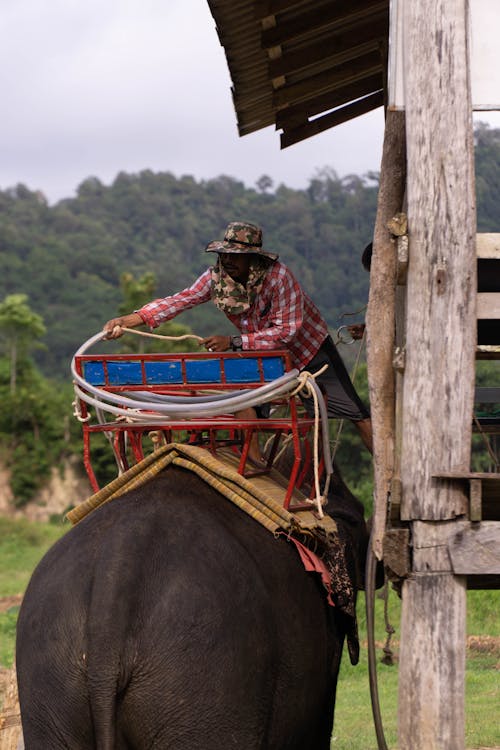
[1,0,498,204]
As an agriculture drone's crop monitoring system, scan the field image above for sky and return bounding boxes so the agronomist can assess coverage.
[1,0,499,205]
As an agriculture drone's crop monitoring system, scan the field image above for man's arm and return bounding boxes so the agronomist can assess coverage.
[103,312,144,339]
[103,270,212,339]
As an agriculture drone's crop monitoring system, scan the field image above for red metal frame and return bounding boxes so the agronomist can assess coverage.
[75,350,319,509]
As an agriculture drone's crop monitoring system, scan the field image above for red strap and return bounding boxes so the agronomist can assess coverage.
[278,533,334,607]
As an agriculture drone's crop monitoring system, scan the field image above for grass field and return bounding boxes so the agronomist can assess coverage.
[1,515,499,748]
[333,589,500,749]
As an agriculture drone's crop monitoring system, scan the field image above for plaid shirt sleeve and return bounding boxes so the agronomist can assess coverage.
[243,264,305,350]
[137,270,212,328]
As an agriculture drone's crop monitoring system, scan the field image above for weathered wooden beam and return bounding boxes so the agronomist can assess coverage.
[469,479,482,523]
[268,16,388,78]
[365,110,407,560]
[280,91,383,148]
[273,49,382,107]
[254,0,309,19]
[477,292,500,319]
[449,522,500,575]
[399,573,467,746]
[397,0,475,746]
[432,472,500,522]
[406,517,500,574]
[261,0,388,48]
[411,519,467,572]
[400,8,476,517]
[383,527,410,578]
[476,233,500,259]
[275,72,383,129]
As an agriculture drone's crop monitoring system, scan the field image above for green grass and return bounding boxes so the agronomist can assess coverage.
[1,518,499,748]
[0,516,68,667]
[332,591,500,749]
[0,608,19,666]
[0,516,68,597]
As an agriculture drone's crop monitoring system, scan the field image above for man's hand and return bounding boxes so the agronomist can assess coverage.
[103,313,144,339]
[201,335,231,352]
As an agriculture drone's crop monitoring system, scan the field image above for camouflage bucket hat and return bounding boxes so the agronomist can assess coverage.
[205,221,278,260]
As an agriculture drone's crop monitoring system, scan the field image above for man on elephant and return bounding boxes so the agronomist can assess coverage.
[103,221,372,462]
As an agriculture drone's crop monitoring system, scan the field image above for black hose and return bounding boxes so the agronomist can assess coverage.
[365,533,389,750]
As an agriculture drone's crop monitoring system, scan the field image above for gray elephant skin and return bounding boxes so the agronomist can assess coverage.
[16,465,368,749]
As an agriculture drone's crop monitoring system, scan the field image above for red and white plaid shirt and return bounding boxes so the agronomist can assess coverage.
[138,261,328,370]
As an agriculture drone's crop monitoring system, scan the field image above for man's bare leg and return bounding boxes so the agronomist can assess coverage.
[235,407,265,465]
[355,417,373,454]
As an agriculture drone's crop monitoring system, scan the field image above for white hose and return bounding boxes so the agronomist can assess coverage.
[72,331,304,416]
[71,331,333,504]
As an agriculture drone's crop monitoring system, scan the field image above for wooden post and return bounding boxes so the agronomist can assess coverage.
[366,109,406,560]
[397,1,476,748]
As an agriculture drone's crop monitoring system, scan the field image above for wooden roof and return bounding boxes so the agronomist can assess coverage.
[206,0,389,148]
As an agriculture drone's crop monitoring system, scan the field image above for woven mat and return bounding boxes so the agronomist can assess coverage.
[67,443,337,544]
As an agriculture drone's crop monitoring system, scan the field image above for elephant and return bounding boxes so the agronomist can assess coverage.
[16,459,369,750]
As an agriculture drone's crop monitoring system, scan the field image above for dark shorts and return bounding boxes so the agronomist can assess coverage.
[301,336,370,422]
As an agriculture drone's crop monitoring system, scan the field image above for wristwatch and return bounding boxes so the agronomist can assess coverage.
[231,335,243,351]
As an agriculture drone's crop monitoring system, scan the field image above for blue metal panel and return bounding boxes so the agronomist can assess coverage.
[83,361,105,386]
[107,362,143,385]
[145,361,183,384]
[224,358,260,383]
[83,355,286,387]
[185,359,222,383]
[262,356,285,381]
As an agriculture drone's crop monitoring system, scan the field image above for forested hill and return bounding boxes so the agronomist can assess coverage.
[1,124,498,379]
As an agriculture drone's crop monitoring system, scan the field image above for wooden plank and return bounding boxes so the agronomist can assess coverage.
[412,520,468,573]
[254,0,311,18]
[432,471,500,481]
[383,528,410,578]
[449,522,500,574]
[273,49,382,107]
[365,111,407,560]
[477,292,500,319]
[280,91,383,148]
[261,0,387,48]
[470,479,482,522]
[432,473,500,522]
[276,72,383,129]
[476,233,500,259]
[268,16,388,78]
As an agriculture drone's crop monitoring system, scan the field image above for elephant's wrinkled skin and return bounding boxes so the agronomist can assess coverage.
[16,466,368,749]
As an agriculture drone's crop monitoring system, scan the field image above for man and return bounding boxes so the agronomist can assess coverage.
[347,242,372,341]
[104,221,372,461]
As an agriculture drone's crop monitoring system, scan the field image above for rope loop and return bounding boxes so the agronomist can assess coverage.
[286,365,331,518]
[72,398,91,423]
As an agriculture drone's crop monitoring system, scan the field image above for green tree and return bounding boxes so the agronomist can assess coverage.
[0,294,46,394]
[118,271,157,316]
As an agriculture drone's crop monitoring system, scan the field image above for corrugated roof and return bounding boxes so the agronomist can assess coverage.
[207,0,388,147]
